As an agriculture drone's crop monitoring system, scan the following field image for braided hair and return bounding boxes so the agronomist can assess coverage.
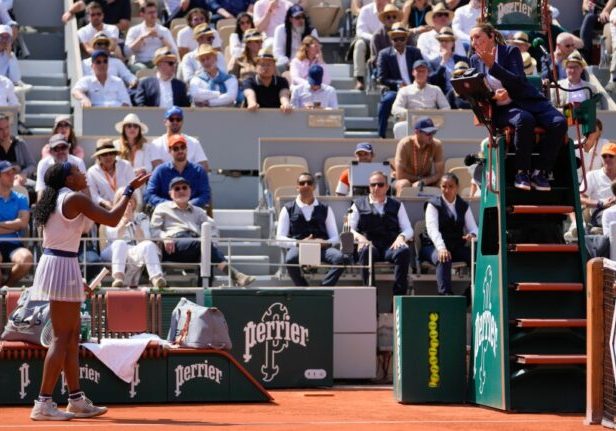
[33,161,73,227]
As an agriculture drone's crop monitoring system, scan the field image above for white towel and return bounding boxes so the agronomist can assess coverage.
[82,334,170,383]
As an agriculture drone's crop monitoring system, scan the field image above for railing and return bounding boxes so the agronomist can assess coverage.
[64,0,82,109]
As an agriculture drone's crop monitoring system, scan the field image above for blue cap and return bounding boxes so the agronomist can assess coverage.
[307,64,323,86]
[0,160,17,173]
[91,49,109,61]
[164,106,184,119]
[412,59,429,70]
[414,116,438,134]
[169,176,189,190]
[288,4,305,17]
[354,142,374,154]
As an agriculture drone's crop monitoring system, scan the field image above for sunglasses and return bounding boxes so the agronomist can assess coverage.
[172,185,189,191]
[434,12,449,18]
[392,37,407,42]
[298,180,314,186]
[356,151,371,156]
[384,14,397,20]
[171,145,187,152]
[602,154,615,159]
[51,145,69,151]
[369,182,386,188]
[168,117,183,123]
[163,61,177,66]
[56,122,71,128]
[125,123,140,129]
[94,59,108,65]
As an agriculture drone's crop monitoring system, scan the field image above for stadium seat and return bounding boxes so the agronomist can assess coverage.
[264,164,307,199]
[171,24,187,43]
[262,155,308,173]
[136,68,156,79]
[444,157,465,173]
[325,164,347,195]
[170,18,187,30]
[216,18,236,31]
[448,166,472,198]
[274,185,297,216]
[323,155,353,174]
[217,25,235,49]
[306,0,344,37]
[393,121,407,139]
[398,186,440,198]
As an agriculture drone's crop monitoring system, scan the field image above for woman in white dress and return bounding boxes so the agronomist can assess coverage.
[113,113,162,175]
[29,162,149,421]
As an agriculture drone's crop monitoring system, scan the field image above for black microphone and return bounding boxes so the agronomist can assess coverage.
[532,37,549,57]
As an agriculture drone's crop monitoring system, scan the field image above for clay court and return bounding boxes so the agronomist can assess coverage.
[0,387,599,431]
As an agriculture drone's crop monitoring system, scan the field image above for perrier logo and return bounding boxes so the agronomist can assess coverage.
[243,303,309,382]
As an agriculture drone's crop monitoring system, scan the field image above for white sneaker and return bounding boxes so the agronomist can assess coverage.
[66,395,108,418]
[30,399,75,421]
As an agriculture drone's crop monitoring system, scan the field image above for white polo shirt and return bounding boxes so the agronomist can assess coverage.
[73,74,132,107]
[77,23,120,45]
[82,57,137,86]
[126,22,178,63]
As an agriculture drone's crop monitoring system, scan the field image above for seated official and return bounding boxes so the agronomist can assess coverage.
[335,142,375,196]
[394,116,445,196]
[189,44,238,107]
[72,50,131,107]
[0,161,32,286]
[420,173,477,295]
[244,48,292,112]
[134,47,191,108]
[290,64,338,109]
[276,172,347,286]
[470,23,567,192]
[144,134,210,209]
[150,177,255,287]
[349,170,414,295]
[87,139,135,209]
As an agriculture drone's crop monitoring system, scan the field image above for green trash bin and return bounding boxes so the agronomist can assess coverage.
[204,288,333,388]
[394,296,466,403]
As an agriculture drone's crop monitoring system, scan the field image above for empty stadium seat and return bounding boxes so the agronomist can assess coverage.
[262,156,308,173]
[217,25,235,49]
[306,0,344,36]
[170,18,188,30]
[216,18,236,31]
[445,157,465,173]
[325,164,347,195]
[323,155,353,174]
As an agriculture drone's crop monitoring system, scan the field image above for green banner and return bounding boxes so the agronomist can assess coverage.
[487,0,541,30]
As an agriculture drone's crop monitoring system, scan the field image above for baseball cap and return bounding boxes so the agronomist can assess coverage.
[414,117,438,134]
[91,49,109,61]
[169,176,189,190]
[355,142,374,154]
[0,160,17,173]
[288,4,305,17]
[601,143,616,157]
[53,114,72,129]
[307,64,323,86]
[0,25,11,37]
[413,59,429,70]
[168,134,187,149]
[164,106,184,120]
[48,133,70,148]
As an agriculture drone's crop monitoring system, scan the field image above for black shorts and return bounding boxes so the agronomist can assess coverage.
[0,242,20,262]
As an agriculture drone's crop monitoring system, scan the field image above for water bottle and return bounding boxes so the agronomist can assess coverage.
[80,304,91,343]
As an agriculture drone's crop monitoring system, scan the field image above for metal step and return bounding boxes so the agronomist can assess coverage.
[331,78,355,90]
[328,64,352,79]
[24,113,57,128]
[345,116,377,130]
[24,75,68,87]
[213,209,255,226]
[26,100,71,114]
[19,59,66,76]
[218,225,262,239]
[223,255,271,275]
[29,127,53,135]
[29,85,70,100]
[339,104,369,117]
[344,130,380,139]
[336,89,376,105]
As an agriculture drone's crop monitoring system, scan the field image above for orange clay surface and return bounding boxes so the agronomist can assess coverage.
[0,387,601,431]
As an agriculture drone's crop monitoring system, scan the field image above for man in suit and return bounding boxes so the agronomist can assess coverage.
[376,23,423,138]
[134,47,191,107]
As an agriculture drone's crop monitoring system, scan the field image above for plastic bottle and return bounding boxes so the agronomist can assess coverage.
[80,303,91,342]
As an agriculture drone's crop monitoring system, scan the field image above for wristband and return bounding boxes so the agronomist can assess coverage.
[123,185,135,198]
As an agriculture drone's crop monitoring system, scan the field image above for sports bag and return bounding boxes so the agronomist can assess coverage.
[1,289,53,346]
[167,297,232,350]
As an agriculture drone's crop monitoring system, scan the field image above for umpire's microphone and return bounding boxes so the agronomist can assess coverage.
[532,38,549,57]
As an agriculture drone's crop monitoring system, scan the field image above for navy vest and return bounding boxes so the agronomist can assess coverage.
[428,196,468,250]
[354,196,401,248]
[285,201,329,240]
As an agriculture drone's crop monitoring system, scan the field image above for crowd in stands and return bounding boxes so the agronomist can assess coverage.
[3,0,616,289]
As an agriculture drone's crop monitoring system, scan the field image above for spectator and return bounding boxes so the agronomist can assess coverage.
[77,2,119,56]
[189,44,239,107]
[206,0,255,25]
[551,51,604,108]
[335,142,374,196]
[471,23,567,192]
[35,134,86,200]
[451,0,480,50]
[391,59,450,125]
[0,25,29,127]
[522,52,537,76]
[114,113,162,174]
[400,0,432,45]
[580,143,616,227]
[253,0,292,39]
[394,116,445,196]
[244,48,293,112]
[507,31,531,54]
[370,4,402,69]
[351,0,388,90]
[582,0,616,64]
[72,50,131,107]
[276,172,346,286]
[421,172,477,295]
[576,119,607,180]
[151,106,209,170]
[41,115,84,160]
[0,73,17,107]
[63,0,131,34]
[176,8,222,59]
[87,139,135,210]
[229,12,256,58]
[134,47,191,108]
[418,3,465,62]
[180,24,227,83]
[349,170,414,295]
[289,35,330,88]
[163,0,208,26]
[429,26,468,94]
[228,29,264,82]
[145,134,210,208]
[447,60,472,109]
[150,176,255,286]
[101,188,167,289]
[376,23,423,138]
[126,1,178,72]
[541,32,584,82]
[0,161,32,287]
[602,179,616,235]
[272,5,318,70]
[0,113,35,187]
[290,64,338,109]
[82,32,137,89]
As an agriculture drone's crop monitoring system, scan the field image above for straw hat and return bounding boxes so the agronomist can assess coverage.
[197,44,218,59]
[193,23,215,39]
[387,22,410,38]
[378,4,401,24]
[256,47,276,62]
[452,61,469,78]
[244,29,264,43]
[563,50,587,68]
[425,3,453,27]
[114,113,149,134]
[435,26,455,42]
[153,47,177,65]
[521,52,537,74]
[91,31,112,46]
[508,31,530,47]
[91,138,119,159]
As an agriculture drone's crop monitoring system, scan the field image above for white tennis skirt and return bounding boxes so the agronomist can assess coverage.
[30,254,84,303]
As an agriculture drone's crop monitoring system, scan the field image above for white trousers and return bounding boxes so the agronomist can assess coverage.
[101,240,163,283]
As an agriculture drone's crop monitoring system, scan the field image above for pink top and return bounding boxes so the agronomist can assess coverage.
[289,58,331,87]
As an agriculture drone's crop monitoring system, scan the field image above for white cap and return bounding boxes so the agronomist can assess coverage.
[0,25,12,37]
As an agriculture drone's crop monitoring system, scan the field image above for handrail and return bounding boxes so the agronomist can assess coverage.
[64,0,82,108]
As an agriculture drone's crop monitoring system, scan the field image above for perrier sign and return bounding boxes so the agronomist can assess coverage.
[487,0,541,30]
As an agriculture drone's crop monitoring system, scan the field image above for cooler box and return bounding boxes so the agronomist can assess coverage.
[203,288,333,388]
[394,296,466,403]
